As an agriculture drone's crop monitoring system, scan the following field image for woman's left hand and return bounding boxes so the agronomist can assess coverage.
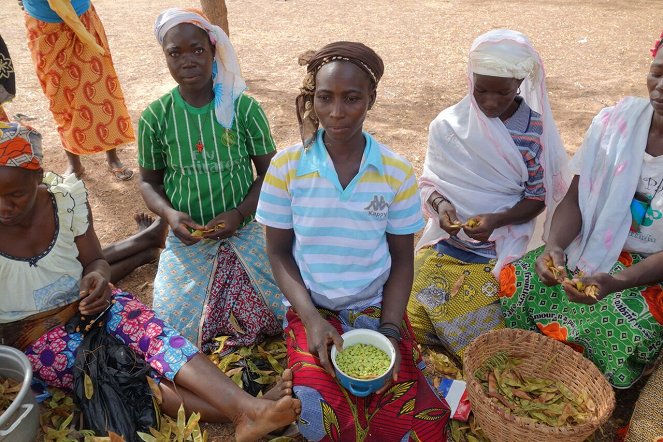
[375,337,401,395]
[463,213,502,242]
[562,272,620,305]
[79,271,112,316]
[202,209,244,240]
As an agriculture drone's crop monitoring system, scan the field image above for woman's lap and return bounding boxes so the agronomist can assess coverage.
[25,290,199,390]
[284,306,449,442]
[200,245,281,353]
[407,247,504,357]
[153,227,283,353]
[500,247,663,388]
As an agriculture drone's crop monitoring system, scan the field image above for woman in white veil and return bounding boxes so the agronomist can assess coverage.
[500,32,663,389]
[407,29,569,358]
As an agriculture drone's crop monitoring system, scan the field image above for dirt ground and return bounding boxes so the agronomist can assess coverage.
[1,0,660,440]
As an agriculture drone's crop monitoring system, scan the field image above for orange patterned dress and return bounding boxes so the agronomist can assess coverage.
[24,4,134,154]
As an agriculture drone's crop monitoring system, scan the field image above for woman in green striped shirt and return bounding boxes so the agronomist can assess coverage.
[137,8,286,375]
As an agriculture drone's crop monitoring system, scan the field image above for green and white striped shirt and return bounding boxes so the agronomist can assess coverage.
[138,88,276,225]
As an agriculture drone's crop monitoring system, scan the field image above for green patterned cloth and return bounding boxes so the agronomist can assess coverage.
[499,246,663,388]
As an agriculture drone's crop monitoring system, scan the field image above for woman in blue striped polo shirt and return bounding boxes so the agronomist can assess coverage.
[257,42,450,442]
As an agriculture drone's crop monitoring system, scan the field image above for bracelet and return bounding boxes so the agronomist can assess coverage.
[430,195,447,213]
[233,207,246,220]
[379,321,401,331]
[378,325,402,342]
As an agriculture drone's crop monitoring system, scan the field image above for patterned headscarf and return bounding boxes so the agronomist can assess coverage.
[0,122,43,171]
[652,30,663,58]
[296,41,385,148]
[154,8,246,129]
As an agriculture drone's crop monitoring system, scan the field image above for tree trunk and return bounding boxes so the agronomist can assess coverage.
[200,0,229,37]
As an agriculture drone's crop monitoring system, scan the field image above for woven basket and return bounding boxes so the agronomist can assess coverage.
[462,329,615,442]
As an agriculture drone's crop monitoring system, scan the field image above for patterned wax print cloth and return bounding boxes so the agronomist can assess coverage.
[407,246,504,358]
[285,306,450,442]
[153,221,286,354]
[500,247,663,388]
[0,33,15,122]
[24,290,199,390]
[24,4,134,154]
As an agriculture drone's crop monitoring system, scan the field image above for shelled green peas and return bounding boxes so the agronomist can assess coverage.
[335,343,391,379]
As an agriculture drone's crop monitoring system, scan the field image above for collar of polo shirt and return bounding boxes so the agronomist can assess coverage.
[296,129,385,177]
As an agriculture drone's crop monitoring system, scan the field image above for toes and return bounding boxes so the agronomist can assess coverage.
[281,368,293,382]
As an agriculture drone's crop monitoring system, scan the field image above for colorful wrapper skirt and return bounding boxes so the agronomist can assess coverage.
[24,5,134,155]
[407,247,505,358]
[153,221,285,354]
[499,247,663,388]
[24,290,199,390]
[285,306,450,442]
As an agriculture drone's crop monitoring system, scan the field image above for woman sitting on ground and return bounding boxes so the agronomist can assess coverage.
[406,29,569,358]
[0,122,300,441]
[138,8,284,355]
[499,33,663,388]
[257,41,450,441]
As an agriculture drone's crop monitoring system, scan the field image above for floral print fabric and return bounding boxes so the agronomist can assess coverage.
[25,290,199,390]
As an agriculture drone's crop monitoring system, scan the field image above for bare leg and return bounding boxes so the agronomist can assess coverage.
[103,214,168,283]
[170,354,300,441]
[159,370,294,422]
[64,151,85,178]
[103,214,167,263]
[109,248,160,284]
[160,379,228,422]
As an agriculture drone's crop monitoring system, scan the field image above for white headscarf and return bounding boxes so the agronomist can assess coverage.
[418,29,569,275]
[154,8,246,129]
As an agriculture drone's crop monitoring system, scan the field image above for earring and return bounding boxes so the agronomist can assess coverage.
[517,87,521,95]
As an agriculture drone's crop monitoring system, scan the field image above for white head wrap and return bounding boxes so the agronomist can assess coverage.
[469,35,538,81]
[154,8,246,129]
[418,29,570,275]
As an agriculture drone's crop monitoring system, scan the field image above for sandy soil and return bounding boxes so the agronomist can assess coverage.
[1,0,660,440]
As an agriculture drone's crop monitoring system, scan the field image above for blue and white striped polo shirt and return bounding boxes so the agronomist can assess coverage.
[256,130,424,310]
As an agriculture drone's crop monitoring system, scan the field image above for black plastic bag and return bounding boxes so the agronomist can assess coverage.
[69,309,158,442]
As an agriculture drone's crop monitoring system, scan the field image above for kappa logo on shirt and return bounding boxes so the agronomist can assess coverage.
[364,195,388,219]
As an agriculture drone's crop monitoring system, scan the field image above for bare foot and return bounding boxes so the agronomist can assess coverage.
[234,395,301,442]
[263,368,293,401]
[133,213,168,249]
[134,213,155,231]
[64,164,85,179]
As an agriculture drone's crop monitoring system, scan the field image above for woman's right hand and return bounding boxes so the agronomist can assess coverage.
[437,200,463,236]
[306,315,344,377]
[535,246,567,286]
[165,209,205,246]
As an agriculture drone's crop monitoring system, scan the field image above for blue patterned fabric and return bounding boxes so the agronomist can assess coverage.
[153,221,285,347]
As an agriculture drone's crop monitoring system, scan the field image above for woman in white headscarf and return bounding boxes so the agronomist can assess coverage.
[500,32,663,389]
[138,8,285,366]
[407,29,569,358]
